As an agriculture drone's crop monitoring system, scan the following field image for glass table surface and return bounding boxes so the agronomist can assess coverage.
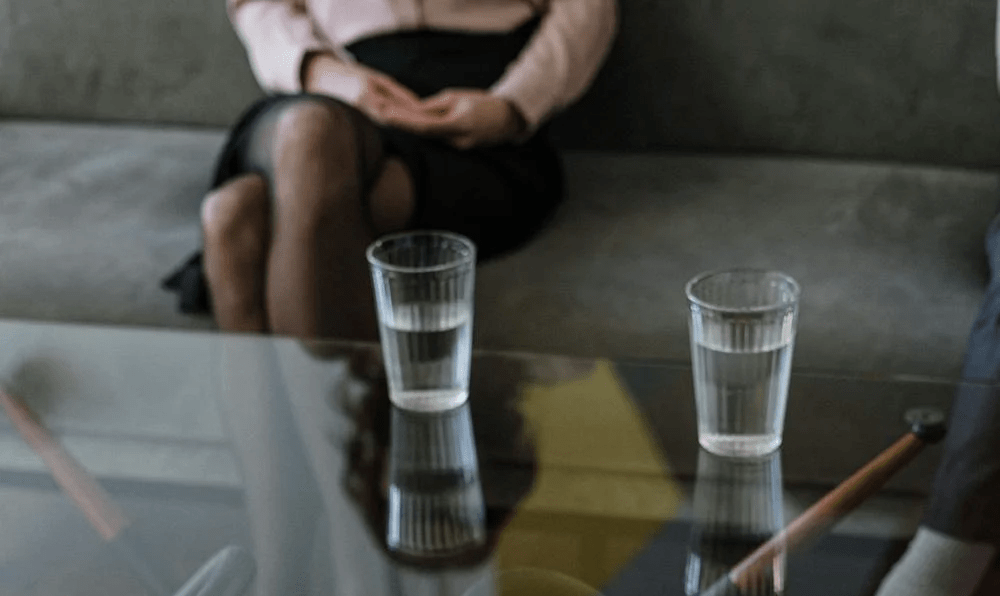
[0,319,975,595]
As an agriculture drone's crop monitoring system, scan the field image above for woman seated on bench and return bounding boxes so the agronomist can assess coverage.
[164,0,617,339]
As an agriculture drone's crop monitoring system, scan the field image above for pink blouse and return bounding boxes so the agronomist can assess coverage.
[228,0,617,131]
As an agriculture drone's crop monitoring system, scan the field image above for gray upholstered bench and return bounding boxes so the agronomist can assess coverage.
[1,0,998,378]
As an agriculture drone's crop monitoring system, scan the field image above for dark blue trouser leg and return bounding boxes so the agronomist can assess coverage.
[924,214,1000,544]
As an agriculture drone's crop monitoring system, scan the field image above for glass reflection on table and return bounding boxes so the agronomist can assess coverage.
[685,449,785,595]
[387,403,487,560]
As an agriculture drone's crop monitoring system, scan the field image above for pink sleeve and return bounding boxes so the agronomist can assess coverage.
[490,0,618,134]
[228,0,338,95]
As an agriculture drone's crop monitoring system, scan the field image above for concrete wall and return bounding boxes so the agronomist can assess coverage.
[1,0,998,166]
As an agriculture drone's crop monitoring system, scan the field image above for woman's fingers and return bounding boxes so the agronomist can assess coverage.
[370,74,423,109]
[382,111,466,136]
[357,71,424,123]
[421,92,456,113]
[365,84,437,125]
[377,94,469,135]
[362,82,483,145]
[362,91,406,124]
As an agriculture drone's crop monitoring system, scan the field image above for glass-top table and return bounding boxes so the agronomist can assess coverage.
[0,319,968,595]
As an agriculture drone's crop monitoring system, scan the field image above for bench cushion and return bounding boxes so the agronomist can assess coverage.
[1,121,995,376]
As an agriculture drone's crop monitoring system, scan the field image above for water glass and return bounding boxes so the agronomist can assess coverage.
[367,231,476,412]
[686,270,800,457]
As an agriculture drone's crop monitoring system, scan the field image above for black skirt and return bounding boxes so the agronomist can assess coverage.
[163,18,563,315]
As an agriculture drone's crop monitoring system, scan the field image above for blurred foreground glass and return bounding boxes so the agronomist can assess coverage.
[368,231,476,411]
[387,403,487,559]
[686,270,800,457]
[685,449,785,595]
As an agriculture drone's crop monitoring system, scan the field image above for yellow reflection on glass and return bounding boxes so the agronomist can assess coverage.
[495,359,683,589]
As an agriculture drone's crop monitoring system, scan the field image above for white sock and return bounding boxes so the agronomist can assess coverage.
[875,527,996,596]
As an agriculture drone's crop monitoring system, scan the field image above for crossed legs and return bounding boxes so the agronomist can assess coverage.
[200,99,415,339]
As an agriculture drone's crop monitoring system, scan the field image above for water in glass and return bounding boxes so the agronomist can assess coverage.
[692,334,793,458]
[380,301,472,411]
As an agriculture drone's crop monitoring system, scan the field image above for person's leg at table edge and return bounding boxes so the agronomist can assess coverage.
[202,98,415,341]
[875,214,1000,596]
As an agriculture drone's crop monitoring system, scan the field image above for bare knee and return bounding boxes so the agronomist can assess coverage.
[201,174,269,255]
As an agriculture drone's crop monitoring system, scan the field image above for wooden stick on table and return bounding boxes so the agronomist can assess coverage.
[0,387,129,541]
[703,408,947,595]
[0,385,256,596]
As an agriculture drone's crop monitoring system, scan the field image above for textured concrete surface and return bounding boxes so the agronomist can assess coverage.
[1,0,999,166]
[0,0,261,129]
[550,0,1000,167]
